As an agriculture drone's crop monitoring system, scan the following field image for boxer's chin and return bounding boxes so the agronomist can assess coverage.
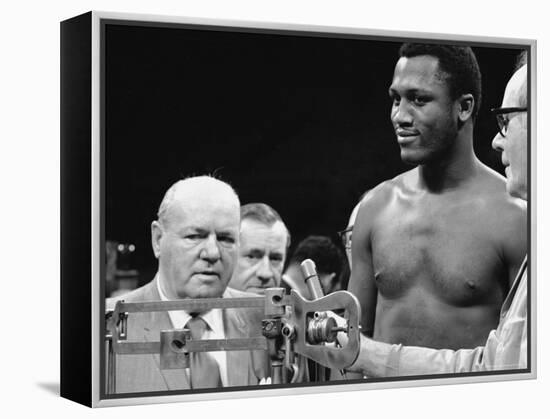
[400,148,425,166]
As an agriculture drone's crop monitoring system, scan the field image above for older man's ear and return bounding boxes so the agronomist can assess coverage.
[151,220,163,259]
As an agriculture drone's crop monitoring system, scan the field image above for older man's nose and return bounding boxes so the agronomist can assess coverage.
[492,131,505,152]
[257,257,274,282]
[200,235,221,262]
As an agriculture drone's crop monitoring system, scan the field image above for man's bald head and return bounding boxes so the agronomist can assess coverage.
[152,176,241,300]
[157,176,240,229]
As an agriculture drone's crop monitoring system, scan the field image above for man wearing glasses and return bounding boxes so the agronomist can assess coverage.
[338,196,363,269]
[318,52,530,375]
[347,44,527,361]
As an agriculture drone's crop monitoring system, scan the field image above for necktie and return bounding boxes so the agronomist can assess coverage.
[185,316,222,389]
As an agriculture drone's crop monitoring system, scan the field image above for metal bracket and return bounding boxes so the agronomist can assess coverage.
[160,329,191,369]
[289,290,361,370]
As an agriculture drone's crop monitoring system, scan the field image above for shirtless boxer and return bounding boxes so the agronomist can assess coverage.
[348,44,526,350]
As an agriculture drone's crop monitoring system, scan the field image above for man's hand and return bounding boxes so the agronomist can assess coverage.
[324,310,349,346]
[259,377,272,385]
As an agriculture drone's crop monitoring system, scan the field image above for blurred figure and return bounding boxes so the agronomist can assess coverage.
[338,193,368,269]
[105,241,139,298]
[229,203,290,295]
[338,203,359,268]
[282,235,347,299]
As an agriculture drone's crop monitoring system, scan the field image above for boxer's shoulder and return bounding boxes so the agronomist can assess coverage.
[360,171,411,209]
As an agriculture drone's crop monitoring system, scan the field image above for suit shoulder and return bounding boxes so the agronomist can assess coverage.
[224,287,260,299]
[223,288,265,336]
[106,281,155,310]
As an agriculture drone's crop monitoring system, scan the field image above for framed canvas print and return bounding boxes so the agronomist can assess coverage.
[60,10,536,408]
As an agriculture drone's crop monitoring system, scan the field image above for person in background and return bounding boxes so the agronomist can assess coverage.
[229,203,290,295]
[282,235,347,299]
[338,192,368,269]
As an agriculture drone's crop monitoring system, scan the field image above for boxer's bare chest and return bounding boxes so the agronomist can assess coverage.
[371,193,506,306]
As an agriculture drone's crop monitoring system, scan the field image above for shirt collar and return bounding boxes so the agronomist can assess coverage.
[156,274,224,334]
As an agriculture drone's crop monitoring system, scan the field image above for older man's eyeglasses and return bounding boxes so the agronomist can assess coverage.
[490,107,528,137]
[337,226,353,251]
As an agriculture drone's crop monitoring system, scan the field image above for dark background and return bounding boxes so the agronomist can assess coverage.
[104,22,523,286]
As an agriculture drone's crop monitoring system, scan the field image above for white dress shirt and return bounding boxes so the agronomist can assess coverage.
[156,276,228,386]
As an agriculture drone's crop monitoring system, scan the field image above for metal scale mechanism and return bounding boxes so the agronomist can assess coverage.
[105,259,361,393]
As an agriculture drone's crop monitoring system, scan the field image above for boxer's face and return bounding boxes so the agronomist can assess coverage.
[389,55,459,165]
[491,65,528,200]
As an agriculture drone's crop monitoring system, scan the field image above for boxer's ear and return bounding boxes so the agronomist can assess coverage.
[457,93,475,122]
[151,220,163,259]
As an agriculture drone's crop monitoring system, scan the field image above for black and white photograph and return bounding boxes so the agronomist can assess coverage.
[60,11,535,406]
[5,1,548,418]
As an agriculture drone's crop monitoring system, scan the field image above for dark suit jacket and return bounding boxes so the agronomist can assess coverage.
[106,279,270,394]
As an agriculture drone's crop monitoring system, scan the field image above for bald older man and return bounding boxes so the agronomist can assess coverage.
[106,176,269,393]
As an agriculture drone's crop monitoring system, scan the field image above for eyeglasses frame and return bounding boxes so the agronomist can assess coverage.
[490,107,528,137]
